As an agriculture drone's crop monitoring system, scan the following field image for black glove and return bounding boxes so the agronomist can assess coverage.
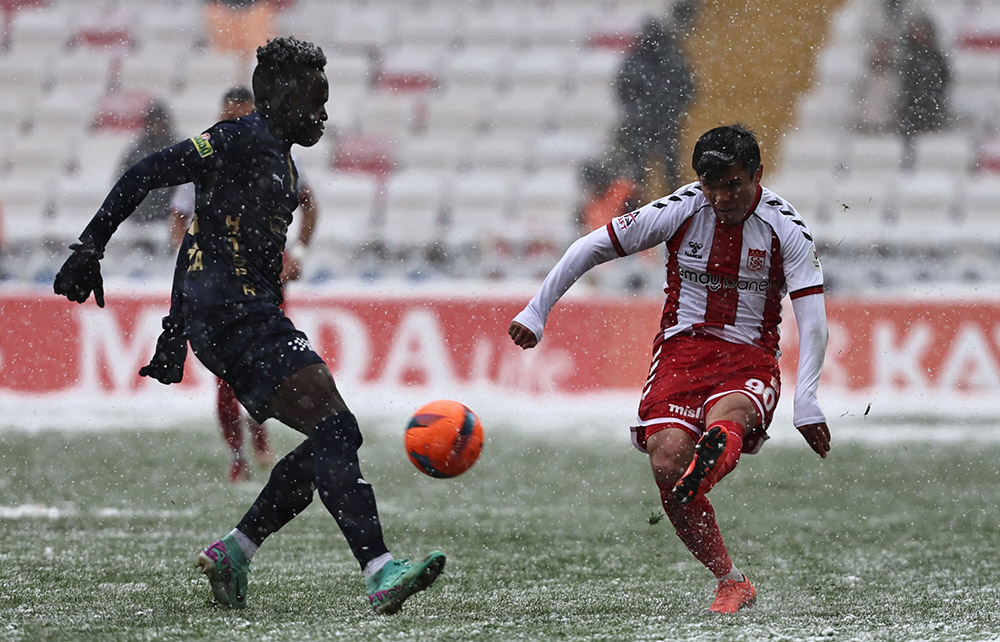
[138,315,187,384]
[53,242,105,307]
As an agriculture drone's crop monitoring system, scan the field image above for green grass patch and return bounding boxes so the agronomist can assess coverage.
[0,424,998,641]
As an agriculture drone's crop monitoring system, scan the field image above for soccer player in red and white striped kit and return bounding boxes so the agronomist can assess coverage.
[509,124,831,614]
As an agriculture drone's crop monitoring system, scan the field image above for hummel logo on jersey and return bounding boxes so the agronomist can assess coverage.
[746,248,766,271]
[684,241,704,259]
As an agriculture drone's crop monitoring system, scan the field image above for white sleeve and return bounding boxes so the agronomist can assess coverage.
[790,292,828,427]
[513,227,620,342]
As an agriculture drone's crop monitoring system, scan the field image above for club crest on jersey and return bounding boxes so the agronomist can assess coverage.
[746,248,766,271]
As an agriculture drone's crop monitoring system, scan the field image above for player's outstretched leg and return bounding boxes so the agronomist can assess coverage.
[672,425,727,504]
[196,534,251,608]
[366,551,446,615]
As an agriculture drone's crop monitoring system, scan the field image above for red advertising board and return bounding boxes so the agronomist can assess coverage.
[3,289,1000,400]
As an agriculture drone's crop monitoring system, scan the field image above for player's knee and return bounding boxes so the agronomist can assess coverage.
[314,411,363,454]
[650,451,687,489]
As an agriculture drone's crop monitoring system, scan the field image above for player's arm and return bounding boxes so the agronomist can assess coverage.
[54,135,218,306]
[510,196,678,348]
[790,290,830,458]
[281,183,318,283]
[508,227,620,348]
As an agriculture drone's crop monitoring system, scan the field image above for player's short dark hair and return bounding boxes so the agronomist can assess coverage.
[223,86,254,106]
[692,124,761,180]
[252,36,327,106]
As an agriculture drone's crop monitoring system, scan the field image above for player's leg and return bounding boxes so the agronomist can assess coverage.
[247,416,274,468]
[266,363,445,614]
[646,426,753,613]
[217,378,250,482]
[672,392,756,504]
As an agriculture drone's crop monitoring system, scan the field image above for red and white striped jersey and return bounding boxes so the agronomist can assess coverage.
[606,182,823,356]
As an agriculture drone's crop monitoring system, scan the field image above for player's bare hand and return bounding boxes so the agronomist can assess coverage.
[53,243,105,307]
[796,422,830,458]
[508,321,538,350]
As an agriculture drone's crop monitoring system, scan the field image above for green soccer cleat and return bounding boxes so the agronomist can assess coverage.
[366,551,446,615]
[196,535,251,608]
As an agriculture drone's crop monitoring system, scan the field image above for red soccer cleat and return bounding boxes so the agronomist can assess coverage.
[673,425,727,504]
[709,576,756,614]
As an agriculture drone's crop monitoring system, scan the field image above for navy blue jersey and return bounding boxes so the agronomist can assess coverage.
[81,111,300,313]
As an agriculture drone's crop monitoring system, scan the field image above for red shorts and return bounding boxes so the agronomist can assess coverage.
[632,332,781,455]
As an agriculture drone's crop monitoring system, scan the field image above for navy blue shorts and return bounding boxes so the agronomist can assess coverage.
[186,303,325,422]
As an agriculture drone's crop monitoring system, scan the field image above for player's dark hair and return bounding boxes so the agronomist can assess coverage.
[252,36,326,107]
[223,86,254,105]
[692,124,761,180]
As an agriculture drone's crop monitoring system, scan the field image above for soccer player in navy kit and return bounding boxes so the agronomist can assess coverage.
[53,36,444,614]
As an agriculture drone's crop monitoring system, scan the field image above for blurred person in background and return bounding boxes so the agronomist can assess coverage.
[170,85,319,483]
[204,0,275,60]
[577,160,641,234]
[509,125,831,614]
[896,11,950,169]
[854,34,898,134]
[615,10,695,200]
[118,100,178,255]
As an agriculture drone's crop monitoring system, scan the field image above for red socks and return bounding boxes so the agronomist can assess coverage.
[658,420,748,579]
[217,379,243,457]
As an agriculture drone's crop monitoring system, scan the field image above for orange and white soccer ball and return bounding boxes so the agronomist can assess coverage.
[404,400,484,478]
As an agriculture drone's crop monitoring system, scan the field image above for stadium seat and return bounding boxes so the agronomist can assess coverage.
[507,46,575,91]
[354,90,422,141]
[71,7,136,50]
[843,134,906,176]
[306,170,379,254]
[571,48,626,93]
[585,6,646,51]
[178,50,250,96]
[512,168,579,253]
[114,47,183,94]
[7,3,73,51]
[464,134,535,173]
[521,6,595,49]
[375,45,443,92]
[421,88,492,139]
[912,132,975,176]
[326,51,374,95]
[487,86,562,137]
[396,133,468,173]
[328,5,396,51]
[550,83,619,135]
[70,130,134,189]
[824,173,896,245]
[92,90,154,131]
[376,169,448,251]
[48,47,115,95]
[0,41,55,97]
[440,46,510,93]
[332,133,397,176]
[959,175,1000,227]
[394,6,461,48]
[458,6,524,49]
[533,132,604,171]
[888,172,962,243]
